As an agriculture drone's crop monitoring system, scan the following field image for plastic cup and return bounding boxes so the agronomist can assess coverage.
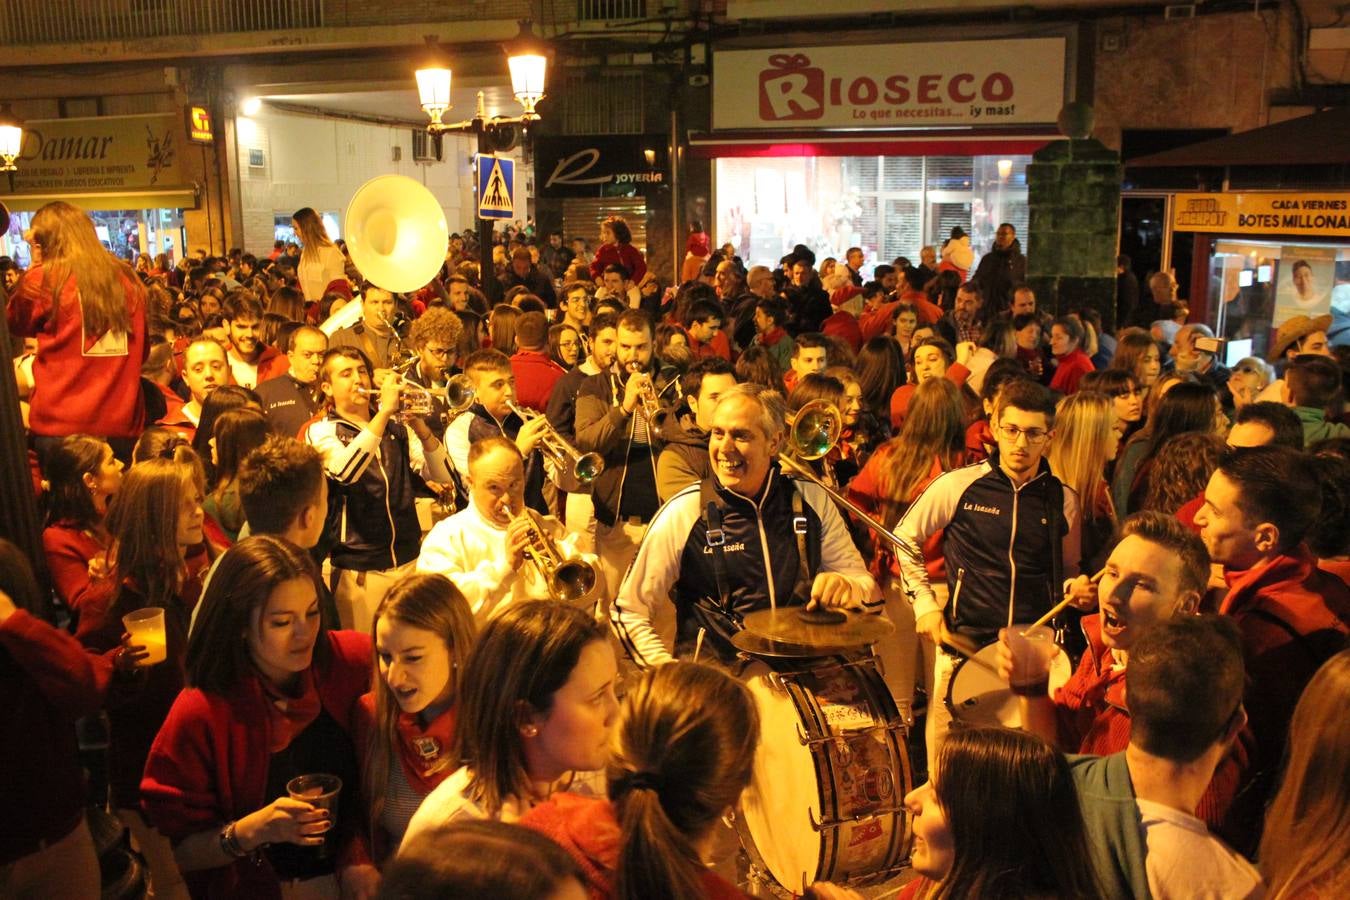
[287,774,342,858]
[122,607,167,666]
[1002,625,1058,696]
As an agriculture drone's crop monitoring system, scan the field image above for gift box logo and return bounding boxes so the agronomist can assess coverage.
[759,53,825,121]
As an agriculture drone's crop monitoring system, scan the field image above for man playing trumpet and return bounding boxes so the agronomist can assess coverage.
[417,437,599,623]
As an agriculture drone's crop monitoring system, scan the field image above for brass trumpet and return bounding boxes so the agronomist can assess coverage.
[506,401,605,485]
[357,373,476,418]
[622,361,675,438]
[778,399,910,554]
[502,500,600,605]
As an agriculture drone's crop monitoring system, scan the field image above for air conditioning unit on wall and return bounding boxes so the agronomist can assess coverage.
[412,130,444,163]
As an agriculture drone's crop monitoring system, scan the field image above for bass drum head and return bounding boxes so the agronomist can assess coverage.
[945,642,1072,729]
[739,661,822,892]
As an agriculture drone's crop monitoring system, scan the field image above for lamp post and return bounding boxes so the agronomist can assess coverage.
[414,20,550,297]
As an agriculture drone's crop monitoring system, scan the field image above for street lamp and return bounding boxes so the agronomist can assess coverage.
[415,20,550,135]
[412,20,550,296]
[0,104,24,174]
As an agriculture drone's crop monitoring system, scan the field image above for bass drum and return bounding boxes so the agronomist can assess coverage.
[945,642,1072,728]
[738,654,912,892]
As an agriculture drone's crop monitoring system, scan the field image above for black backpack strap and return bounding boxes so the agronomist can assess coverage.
[700,478,734,617]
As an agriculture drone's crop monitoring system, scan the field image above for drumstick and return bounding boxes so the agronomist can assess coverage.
[1027,567,1107,632]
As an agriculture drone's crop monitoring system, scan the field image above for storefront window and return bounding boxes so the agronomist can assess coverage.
[715,154,1030,271]
[0,207,186,268]
[1208,239,1350,355]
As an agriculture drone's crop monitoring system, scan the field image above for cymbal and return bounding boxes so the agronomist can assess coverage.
[730,628,857,659]
[741,606,894,649]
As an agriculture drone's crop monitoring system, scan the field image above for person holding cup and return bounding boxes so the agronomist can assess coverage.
[74,452,213,900]
[142,535,379,898]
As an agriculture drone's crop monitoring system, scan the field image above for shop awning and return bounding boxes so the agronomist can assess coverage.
[687,127,1062,158]
[1128,108,1350,167]
[1,186,199,212]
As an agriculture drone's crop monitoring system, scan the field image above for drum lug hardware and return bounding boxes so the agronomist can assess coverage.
[808,804,907,831]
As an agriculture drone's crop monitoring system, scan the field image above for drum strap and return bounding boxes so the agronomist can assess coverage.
[791,486,814,601]
[700,479,734,617]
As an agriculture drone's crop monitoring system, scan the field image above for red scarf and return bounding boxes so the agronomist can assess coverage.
[395,704,459,794]
[257,666,322,753]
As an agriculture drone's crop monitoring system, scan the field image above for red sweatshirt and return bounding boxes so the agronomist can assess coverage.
[142,630,374,898]
[0,609,113,863]
[7,265,148,439]
[888,363,970,431]
[1049,348,1095,396]
[589,243,647,284]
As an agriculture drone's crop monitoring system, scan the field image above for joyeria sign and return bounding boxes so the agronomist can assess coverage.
[713,38,1066,130]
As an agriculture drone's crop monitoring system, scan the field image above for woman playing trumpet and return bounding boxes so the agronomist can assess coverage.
[418,437,600,623]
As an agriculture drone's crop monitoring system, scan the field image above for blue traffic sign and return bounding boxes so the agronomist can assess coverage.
[476,154,514,219]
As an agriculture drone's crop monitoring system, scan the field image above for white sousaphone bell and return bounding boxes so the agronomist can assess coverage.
[344,174,450,294]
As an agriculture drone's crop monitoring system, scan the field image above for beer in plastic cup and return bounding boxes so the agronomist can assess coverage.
[286,774,342,858]
[1001,625,1058,696]
[122,607,168,666]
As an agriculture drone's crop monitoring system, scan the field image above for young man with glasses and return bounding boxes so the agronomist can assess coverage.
[404,307,464,441]
[894,378,1081,767]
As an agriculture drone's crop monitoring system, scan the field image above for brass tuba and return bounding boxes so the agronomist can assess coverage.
[504,501,601,605]
[344,174,449,293]
[507,400,605,485]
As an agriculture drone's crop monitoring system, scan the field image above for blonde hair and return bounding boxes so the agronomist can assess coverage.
[1048,391,1116,523]
[1260,649,1350,900]
[292,207,334,262]
[29,201,140,336]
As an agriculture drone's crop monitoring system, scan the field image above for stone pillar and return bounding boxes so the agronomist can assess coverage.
[1026,138,1123,329]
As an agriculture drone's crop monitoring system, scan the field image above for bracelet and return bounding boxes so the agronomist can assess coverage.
[219,820,250,859]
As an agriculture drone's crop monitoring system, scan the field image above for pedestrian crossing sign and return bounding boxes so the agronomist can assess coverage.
[476,154,514,219]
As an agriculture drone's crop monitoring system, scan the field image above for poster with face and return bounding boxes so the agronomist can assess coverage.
[1273,246,1336,325]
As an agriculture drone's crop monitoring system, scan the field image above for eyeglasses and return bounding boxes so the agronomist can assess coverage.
[423,346,452,359]
[997,423,1050,445]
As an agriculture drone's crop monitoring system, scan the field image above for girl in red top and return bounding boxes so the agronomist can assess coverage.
[142,536,377,899]
[41,434,123,617]
[588,217,646,286]
[1048,316,1096,397]
[680,220,710,284]
[7,201,148,458]
[355,574,477,861]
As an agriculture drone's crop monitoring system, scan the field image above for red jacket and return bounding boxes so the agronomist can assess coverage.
[690,329,733,362]
[0,609,114,863]
[821,309,863,353]
[520,793,750,900]
[589,242,647,285]
[1049,348,1095,396]
[7,265,148,439]
[511,348,567,413]
[42,522,108,616]
[1215,547,1350,854]
[141,630,374,899]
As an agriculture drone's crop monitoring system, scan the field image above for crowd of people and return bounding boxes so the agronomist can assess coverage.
[2,199,1349,899]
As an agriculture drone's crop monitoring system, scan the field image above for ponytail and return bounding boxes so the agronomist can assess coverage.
[607,662,759,900]
[613,783,704,900]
